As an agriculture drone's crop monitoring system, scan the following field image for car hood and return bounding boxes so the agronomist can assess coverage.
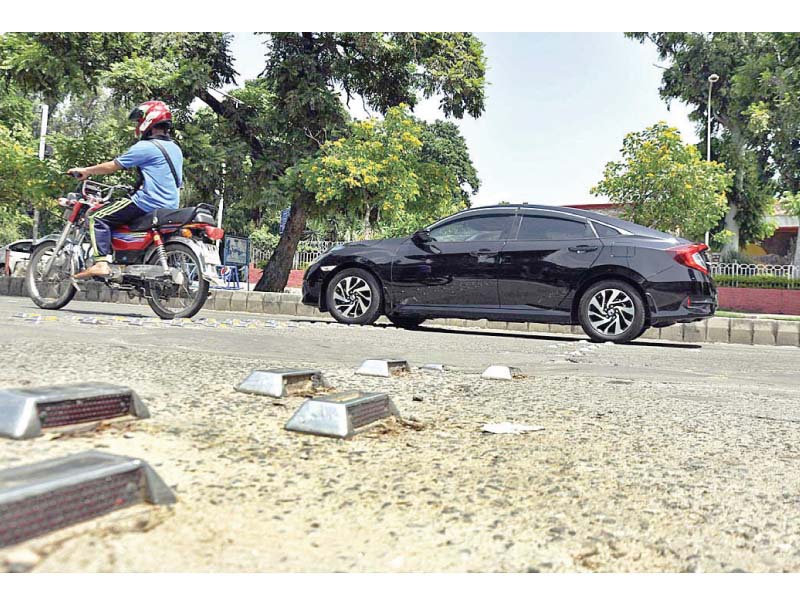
[335,237,408,251]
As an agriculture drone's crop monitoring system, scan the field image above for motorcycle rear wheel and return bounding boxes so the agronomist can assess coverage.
[25,241,77,310]
[146,242,209,320]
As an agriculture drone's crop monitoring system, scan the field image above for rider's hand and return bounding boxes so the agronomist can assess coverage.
[67,168,89,181]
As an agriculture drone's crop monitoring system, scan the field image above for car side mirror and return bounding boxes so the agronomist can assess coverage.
[412,229,433,245]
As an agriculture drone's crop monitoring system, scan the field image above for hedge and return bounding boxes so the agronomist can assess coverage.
[713,274,800,289]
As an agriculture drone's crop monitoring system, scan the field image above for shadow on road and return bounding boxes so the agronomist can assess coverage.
[401,323,703,350]
[55,307,150,319]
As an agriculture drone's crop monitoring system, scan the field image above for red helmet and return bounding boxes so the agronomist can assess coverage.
[129,100,173,138]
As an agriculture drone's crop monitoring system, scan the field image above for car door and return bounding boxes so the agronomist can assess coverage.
[390,209,517,309]
[498,210,602,311]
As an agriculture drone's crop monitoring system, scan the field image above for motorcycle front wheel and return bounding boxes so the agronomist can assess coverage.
[25,241,77,310]
[146,242,210,320]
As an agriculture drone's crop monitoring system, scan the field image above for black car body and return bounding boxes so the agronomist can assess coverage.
[302,205,717,342]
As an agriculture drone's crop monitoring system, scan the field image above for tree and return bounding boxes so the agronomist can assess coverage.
[0,32,487,291]
[251,32,486,291]
[781,192,800,270]
[290,105,479,240]
[626,33,784,246]
[591,122,732,241]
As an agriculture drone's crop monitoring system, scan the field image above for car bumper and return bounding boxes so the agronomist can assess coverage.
[646,275,718,326]
[301,263,323,307]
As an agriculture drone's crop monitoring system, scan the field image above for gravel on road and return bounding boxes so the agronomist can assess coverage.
[0,297,799,572]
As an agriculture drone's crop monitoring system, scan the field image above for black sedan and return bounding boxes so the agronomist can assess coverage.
[302,205,717,343]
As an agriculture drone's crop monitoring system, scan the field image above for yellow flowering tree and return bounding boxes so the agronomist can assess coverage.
[290,105,476,238]
[591,122,733,241]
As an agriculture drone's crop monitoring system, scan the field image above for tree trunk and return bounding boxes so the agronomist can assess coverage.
[254,194,310,292]
[793,233,800,273]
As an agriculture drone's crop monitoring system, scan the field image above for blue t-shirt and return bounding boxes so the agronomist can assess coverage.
[114,139,183,212]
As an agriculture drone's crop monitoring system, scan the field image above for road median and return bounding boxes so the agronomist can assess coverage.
[2,276,798,347]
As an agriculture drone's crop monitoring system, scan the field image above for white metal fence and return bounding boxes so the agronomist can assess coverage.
[249,240,345,271]
[709,262,798,285]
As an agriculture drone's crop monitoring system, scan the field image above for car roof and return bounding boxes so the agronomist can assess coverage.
[454,204,674,239]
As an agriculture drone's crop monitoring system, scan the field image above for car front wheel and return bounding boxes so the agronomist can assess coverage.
[326,267,382,325]
[578,280,646,343]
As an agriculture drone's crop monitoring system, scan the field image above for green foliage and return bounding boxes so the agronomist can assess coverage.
[290,105,475,238]
[249,227,280,252]
[592,122,732,241]
[0,32,487,290]
[714,274,800,289]
[781,191,800,218]
[712,229,735,250]
[0,204,32,246]
[719,249,757,264]
[627,33,800,244]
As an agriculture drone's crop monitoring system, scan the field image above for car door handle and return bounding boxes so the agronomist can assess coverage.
[568,245,599,253]
[469,249,498,257]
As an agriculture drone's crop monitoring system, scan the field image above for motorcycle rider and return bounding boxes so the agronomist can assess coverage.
[68,100,183,279]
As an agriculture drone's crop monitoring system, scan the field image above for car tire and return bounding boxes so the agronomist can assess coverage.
[326,267,382,325]
[578,280,646,344]
[388,314,426,329]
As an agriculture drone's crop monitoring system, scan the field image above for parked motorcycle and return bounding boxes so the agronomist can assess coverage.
[25,178,224,319]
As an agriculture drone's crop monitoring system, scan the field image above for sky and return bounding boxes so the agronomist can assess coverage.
[228,32,700,208]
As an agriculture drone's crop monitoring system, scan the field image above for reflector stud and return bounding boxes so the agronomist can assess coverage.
[0,383,149,440]
[235,368,329,398]
[0,451,175,548]
[285,391,400,438]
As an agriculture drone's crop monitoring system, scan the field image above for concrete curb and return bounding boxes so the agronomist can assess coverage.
[2,276,799,347]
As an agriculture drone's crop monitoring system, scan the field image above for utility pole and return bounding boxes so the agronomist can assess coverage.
[33,103,49,240]
[704,74,719,248]
[216,161,226,251]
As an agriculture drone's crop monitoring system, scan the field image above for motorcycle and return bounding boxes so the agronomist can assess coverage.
[25,177,225,319]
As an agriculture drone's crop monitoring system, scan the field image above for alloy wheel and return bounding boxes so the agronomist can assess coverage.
[332,275,372,318]
[587,288,636,336]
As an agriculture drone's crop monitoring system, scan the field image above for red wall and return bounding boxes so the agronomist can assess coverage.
[718,287,800,315]
[247,265,304,289]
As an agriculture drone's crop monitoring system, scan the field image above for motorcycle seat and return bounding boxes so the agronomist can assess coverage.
[127,207,216,232]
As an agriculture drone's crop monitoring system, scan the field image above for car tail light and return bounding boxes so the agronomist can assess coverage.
[203,225,224,241]
[667,243,709,275]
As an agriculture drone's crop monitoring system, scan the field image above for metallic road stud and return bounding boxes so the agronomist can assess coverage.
[355,359,410,378]
[0,451,175,548]
[481,365,523,380]
[235,368,329,398]
[285,391,400,439]
[0,383,149,440]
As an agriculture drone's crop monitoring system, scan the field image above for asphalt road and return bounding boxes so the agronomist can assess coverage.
[1,296,799,572]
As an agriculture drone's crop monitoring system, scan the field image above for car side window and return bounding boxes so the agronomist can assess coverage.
[593,222,622,237]
[429,214,516,242]
[516,216,592,241]
[10,242,31,253]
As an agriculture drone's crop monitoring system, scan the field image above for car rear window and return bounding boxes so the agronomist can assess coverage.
[516,216,591,241]
[10,242,32,253]
[593,222,622,237]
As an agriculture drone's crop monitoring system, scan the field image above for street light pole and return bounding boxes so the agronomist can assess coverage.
[705,74,719,247]
[33,104,49,240]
